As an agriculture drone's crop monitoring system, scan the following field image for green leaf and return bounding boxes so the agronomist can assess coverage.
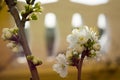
[31,13,38,20]
[33,2,42,12]
[21,11,26,16]
[25,5,33,13]
[34,2,41,8]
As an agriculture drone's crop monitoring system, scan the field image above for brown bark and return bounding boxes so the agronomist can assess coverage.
[77,51,86,80]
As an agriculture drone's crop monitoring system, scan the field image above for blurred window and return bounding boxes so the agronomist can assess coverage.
[72,13,83,28]
[44,13,57,56]
[97,13,110,53]
[70,0,109,6]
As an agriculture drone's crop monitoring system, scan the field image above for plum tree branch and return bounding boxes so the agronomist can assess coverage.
[4,0,40,80]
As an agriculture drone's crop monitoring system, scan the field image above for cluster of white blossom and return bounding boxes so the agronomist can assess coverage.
[53,26,101,78]
[66,26,101,58]
[1,26,19,53]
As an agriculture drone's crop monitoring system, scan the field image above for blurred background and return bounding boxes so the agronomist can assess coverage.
[0,0,120,80]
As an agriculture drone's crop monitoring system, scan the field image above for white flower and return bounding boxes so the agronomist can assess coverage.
[90,50,95,54]
[6,41,16,49]
[2,28,9,33]
[5,31,12,39]
[66,34,78,48]
[93,43,101,51]
[84,26,98,41]
[1,28,13,40]
[79,26,89,38]
[78,36,88,44]
[1,27,19,40]
[1,27,20,53]
[66,25,100,59]
[56,54,67,64]
[73,50,78,55]
[72,29,80,37]
[53,54,68,78]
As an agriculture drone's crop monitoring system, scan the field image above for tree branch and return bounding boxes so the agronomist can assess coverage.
[77,53,85,80]
[4,0,40,80]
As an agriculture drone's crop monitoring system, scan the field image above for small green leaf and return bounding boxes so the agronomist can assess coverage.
[33,2,42,12]
[21,11,26,16]
[25,5,33,13]
[25,5,29,11]
[31,13,38,20]
[34,2,41,8]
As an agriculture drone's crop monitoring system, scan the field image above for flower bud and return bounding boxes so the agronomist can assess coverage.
[32,58,38,65]
[32,58,42,66]
[93,43,101,51]
[90,50,95,54]
[37,59,42,65]
[5,31,12,39]
[89,50,96,57]
[9,26,18,32]
[27,55,34,60]
[6,41,16,49]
